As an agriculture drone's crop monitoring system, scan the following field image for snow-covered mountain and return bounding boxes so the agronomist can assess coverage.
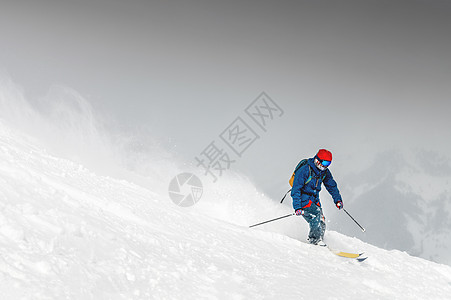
[1,111,451,299]
[329,149,451,266]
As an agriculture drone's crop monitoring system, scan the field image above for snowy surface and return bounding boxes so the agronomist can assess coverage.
[1,122,451,299]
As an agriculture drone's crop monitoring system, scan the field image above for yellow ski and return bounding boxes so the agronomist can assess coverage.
[330,250,362,258]
[328,248,367,261]
[302,241,368,261]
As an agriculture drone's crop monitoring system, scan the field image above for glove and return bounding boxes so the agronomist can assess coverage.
[295,209,304,216]
[336,201,343,210]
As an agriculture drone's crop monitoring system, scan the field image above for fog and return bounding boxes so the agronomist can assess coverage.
[1,0,451,264]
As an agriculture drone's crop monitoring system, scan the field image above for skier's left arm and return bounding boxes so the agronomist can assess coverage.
[323,169,343,206]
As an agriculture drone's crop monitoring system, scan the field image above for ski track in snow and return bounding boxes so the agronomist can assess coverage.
[1,123,451,300]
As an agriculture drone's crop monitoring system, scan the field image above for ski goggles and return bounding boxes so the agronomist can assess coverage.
[320,159,331,167]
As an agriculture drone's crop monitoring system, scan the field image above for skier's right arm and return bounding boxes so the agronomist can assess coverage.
[291,167,308,211]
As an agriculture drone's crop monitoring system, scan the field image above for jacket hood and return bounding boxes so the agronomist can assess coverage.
[308,157,323,175]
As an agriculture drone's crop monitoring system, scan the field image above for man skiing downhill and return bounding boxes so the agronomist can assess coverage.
[291,149,343,245]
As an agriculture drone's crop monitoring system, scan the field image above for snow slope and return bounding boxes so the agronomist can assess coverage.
[1,122,451,300]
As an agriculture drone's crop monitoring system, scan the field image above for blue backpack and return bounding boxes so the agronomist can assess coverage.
[281,158,325,203]
[289,159,310,187]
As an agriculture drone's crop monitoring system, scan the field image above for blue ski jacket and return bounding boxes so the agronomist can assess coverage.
[291,158,342,211]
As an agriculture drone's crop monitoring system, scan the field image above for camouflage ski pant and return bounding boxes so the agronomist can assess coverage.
[302,204,326,244]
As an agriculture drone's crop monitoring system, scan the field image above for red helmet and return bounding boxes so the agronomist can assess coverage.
[314,149,332,171]
[316,149,332,161]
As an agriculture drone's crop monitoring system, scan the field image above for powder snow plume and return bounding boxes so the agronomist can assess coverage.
[0,75,290,231]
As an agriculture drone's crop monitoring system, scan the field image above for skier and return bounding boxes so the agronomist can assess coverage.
[291,149,343,245]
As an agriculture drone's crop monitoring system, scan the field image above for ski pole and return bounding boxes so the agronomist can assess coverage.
[249,213,296,228]
[280,189,292,203]
[343,208,366,232]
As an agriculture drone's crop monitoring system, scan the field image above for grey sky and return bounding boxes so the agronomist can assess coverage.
[1,0,451,199]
